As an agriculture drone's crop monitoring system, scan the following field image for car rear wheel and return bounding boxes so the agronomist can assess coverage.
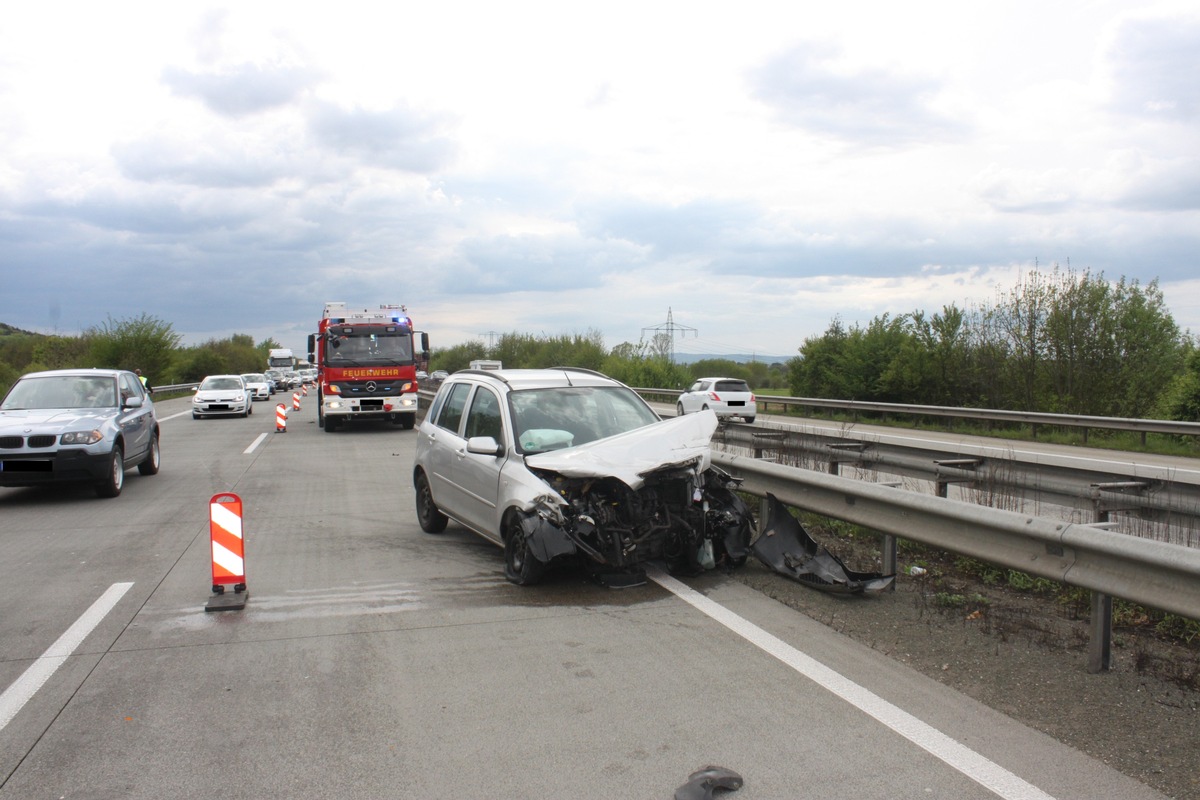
[743,416,755,424]
[415,472,448,533]
[504,513,545,586]
[137,432,160,475]
[96,445,124,498]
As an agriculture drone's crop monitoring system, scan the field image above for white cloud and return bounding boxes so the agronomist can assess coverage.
[1,1,1198,358]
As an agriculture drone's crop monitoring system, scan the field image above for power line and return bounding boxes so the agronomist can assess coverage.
[641,308,697,364]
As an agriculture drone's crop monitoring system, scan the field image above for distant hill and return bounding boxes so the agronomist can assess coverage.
[673,353,792,365]
[0,322,39,337]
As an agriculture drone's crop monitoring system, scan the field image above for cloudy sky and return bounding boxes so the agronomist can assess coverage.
[2,1,1198,361]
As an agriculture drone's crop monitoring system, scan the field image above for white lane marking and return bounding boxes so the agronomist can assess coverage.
[157,410,192,421]
[244,432,269,454]
[649,568,1056,800]
[0,582,134,732]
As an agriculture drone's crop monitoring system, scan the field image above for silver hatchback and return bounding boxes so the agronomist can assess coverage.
[412,367,753,587]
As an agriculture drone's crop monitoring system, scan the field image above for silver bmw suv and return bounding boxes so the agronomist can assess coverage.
[412,367,753,587]
[0,368,160,498]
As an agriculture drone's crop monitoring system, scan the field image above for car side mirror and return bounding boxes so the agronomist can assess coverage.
[124,396,144,409]
[466,436,504,457]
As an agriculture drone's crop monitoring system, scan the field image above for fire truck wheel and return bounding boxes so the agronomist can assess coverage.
[415,472,448,533]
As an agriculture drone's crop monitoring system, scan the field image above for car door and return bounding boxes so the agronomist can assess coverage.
[450,385,508,540]
[424,381,471,519]
[118,373,152,461]
[680,379,707,414]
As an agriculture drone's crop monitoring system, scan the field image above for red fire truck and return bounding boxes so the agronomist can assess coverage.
[307,302,429,432]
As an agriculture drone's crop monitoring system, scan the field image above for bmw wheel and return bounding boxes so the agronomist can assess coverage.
[96,445,124,498]
[137,432,160,475]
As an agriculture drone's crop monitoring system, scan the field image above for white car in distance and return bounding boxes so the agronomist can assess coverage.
[676,377,756,423]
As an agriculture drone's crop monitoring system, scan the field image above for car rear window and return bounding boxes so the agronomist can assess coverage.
[715,380,751,392]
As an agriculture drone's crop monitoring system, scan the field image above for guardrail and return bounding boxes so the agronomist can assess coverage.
[635,388,1200,444]
[712,451,1200,671]
[152,383,199,394]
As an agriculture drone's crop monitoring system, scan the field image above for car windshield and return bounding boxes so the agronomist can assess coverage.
[327,333,412,363]
[201,377,243,391]
[1,375,117,410]
[242,374,266,383]
[509,386,659,454]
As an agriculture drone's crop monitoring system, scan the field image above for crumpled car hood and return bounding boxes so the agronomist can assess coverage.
[525,409,718,490]
[0,409,111,433]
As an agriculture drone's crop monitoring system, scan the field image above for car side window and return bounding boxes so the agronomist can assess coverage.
[464,387,503,441]
[119,373,140,403]
[435,382,470,435]
[688,381,704,393]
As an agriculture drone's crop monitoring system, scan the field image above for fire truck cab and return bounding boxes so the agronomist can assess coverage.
[308,302,430,432]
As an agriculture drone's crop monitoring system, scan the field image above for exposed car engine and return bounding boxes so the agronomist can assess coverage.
[526,464,753,585]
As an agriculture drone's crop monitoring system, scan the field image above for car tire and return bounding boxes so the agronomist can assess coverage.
[504,513,545,586]
[95,445,124,498]
[192,412,202,419]
[743,416,755,424]
[415,472,448,533]
[137,432,160,476]
[247,402,253,416]
[676,402,686,416]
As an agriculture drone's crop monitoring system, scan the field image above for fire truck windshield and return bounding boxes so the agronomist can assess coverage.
[327,333,413,364]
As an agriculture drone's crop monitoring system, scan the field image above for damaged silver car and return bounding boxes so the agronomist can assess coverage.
[413,367,753,587]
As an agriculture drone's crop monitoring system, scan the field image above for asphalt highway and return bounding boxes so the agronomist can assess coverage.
[0,394,1169,799]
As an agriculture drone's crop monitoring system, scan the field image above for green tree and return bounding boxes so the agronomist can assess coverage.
[86,314,180,382]
[1155,346,1200,422]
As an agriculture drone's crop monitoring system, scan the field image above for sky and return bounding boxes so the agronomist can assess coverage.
[2,1,1198,363]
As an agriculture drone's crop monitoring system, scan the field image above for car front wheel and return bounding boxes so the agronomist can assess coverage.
[676,402,686,416]
[504,513,546,586]
[415,472,448,533]
[96,445,124,498]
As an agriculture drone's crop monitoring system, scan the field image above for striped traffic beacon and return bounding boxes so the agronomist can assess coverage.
[292,392,301,411]
[205,492,249,611]
[275,403,288,432]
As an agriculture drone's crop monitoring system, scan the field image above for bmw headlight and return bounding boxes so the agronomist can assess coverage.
[61,430,104,445]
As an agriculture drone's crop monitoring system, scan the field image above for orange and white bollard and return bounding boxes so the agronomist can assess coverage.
[292,392,301,411]
[205,492,248,611]
[301,384,308,397]
[275,403,288,432]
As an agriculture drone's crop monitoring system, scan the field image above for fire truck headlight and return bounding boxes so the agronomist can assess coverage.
[400,396,416,408]
[328,400,344,409]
